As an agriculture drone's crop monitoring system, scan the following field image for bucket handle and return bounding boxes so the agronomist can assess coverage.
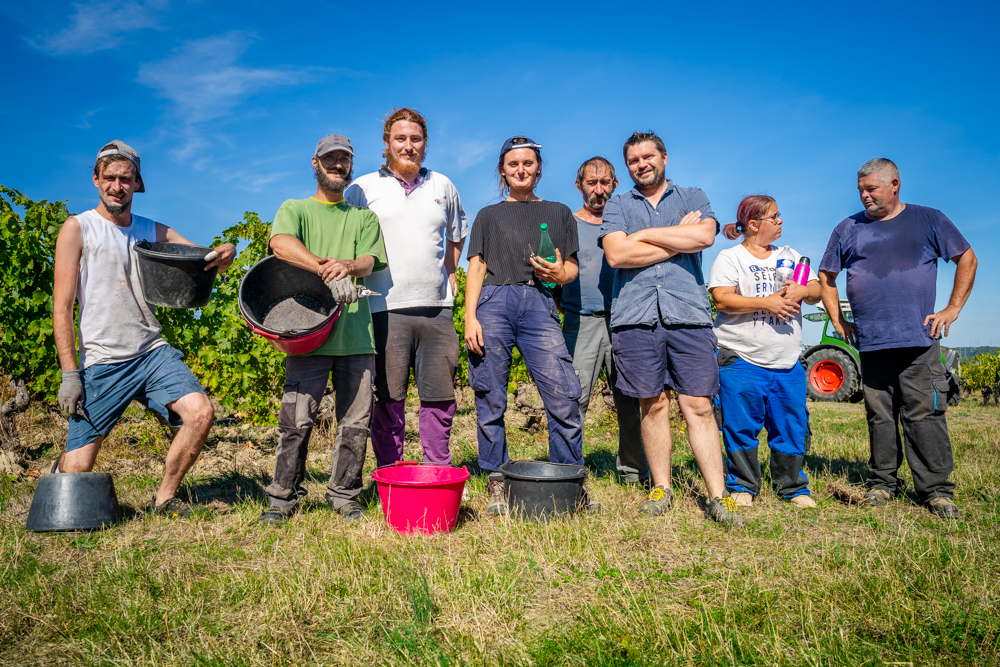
[394,460,418,466]
[245,320,280,341]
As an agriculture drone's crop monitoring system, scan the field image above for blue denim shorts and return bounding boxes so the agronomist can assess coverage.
[612,323,719,398]
[66,345,205,451]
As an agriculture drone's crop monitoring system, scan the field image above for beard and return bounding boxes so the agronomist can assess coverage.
[386,146,424,179]
[101,190,131,215]
[315,164,352,193]
[585,190,609,213]
[632,165,665,189]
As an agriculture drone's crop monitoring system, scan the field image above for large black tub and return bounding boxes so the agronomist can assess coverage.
[26,472,121,532]
[500,460,589,521]
[135,241,218,308]
[238,255,341,355]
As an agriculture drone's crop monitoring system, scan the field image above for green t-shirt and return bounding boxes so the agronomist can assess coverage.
[269,197,388,357]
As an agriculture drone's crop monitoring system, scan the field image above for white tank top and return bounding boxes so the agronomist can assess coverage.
[75,209,166,368]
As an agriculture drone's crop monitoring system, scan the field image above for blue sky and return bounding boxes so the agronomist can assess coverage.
[2,0,998,347]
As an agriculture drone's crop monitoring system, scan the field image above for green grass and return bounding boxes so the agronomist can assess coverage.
[0,394,998,666]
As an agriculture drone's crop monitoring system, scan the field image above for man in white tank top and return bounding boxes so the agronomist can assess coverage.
[51,140,236,517]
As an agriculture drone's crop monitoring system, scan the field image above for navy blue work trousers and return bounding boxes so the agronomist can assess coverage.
[468,284,584,471]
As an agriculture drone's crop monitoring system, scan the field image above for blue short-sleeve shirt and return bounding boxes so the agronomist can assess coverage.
[818,204,970,352]
[598,181,718,328]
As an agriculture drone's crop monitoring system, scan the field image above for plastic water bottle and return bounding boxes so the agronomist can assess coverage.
[537,223,557,290]
[773,246,796,293]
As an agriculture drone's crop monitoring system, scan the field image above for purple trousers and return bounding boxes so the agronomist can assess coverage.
[371,399,456,466]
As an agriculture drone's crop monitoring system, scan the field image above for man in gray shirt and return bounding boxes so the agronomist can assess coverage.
[600,131,743,527]
[561,156,648,484]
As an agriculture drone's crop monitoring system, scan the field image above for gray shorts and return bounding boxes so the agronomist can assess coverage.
[372,307,459,403]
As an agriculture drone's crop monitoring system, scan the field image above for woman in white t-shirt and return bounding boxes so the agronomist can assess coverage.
[708,195,821,509]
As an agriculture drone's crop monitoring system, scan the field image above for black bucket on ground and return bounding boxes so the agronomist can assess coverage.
[500,460,588,521]
[134,241,219,309]
[25,473,122,532]
[238,255,339,336]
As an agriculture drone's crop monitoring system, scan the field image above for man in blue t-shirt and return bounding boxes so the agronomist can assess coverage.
[561,157,649,485]
[819,158,978,520]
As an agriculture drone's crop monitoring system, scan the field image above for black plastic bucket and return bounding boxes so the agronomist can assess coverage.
[500,460,588,521]
[25,473,122,532]
[134,241,219,309]
[238,255,340,336]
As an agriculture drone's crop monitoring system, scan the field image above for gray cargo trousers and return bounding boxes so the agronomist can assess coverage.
[562,311,649,481]
[265,354,375,511]
[861,341,955,502]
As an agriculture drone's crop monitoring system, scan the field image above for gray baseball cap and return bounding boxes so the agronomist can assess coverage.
[96,140,145,192]
[314,133,354,158]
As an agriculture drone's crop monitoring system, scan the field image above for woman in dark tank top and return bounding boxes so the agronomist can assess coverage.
[464,136,594,517]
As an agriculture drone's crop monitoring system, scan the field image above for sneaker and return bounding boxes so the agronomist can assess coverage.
[864,488,892,507]
[640,485,673,516]
[580,482,602,514]
[731,491,754,507]
[788,495,817,508]
[485,479,508,517]
[259,505,296,525]
[331,499,365,523]
[151,496,191,519]
[704,496,747,528]
[927,497,961,520]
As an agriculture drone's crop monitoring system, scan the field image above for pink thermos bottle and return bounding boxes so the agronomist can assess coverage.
[792,257,811,304]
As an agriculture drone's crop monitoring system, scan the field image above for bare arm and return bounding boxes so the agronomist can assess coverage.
[53,217,83,371]
[819,270,856,346]
[270,233,375,281]
[446,237,465,297]
[464,255,488,355]
[602,231,677,269]
[529,250,579,285]
[924,247,978,338]
[781,279,822,305]
[629,214,718,253]
[711,285,800,322]
[156,222,236,273]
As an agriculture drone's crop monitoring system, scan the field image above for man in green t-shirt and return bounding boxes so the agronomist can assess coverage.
[260,133,388,524]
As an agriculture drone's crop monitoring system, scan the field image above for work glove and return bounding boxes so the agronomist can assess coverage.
[58,370,84,418]
[328,276,359,306]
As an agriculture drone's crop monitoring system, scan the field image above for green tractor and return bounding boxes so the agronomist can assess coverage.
[801,300,961,403]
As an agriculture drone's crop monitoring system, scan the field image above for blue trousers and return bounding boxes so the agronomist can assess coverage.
[719,357,810,498]
[468,284,584,471]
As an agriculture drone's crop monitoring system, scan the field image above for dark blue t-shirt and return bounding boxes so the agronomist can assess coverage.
[561,216,613,315]
[819,204,970,352]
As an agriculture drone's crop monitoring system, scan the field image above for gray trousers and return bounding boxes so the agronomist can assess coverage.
[861,341,955,502]
[562,311,649,480]
[265,354,375,511]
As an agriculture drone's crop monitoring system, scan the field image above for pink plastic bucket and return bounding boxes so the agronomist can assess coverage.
[372,461,470,535]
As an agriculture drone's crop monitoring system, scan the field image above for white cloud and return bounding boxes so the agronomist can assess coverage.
[25,0,166,56]
[136,32,334,160]
[452,138,494,170]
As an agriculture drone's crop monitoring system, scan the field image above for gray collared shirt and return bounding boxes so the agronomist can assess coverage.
[598,180,718,328]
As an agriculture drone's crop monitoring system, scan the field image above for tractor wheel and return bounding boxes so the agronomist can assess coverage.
[805,349,858,402]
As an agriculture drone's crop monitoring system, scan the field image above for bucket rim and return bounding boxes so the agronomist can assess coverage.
[135,240,214,261]
[500,460,588,482]
[238,255,340,337]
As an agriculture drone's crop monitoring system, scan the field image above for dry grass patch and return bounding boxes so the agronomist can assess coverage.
[1,392,998,665]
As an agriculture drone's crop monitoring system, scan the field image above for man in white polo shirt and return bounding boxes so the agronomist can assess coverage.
[346,108,468,466]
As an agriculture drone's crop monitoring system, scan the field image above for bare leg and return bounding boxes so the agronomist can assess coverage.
[156,393,214,505]
[60,436,105,472]
[678,394,726,499]
[639,391,673,488]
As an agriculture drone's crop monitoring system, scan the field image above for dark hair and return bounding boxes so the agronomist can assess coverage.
[92,143,136,180]
[723,195,776,240]
[382,107,428,158]
[497,146,543,197]
[575,156,616,184]
[622,131,666,161]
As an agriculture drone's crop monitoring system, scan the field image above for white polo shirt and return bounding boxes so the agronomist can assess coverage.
[346,168,467,312]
